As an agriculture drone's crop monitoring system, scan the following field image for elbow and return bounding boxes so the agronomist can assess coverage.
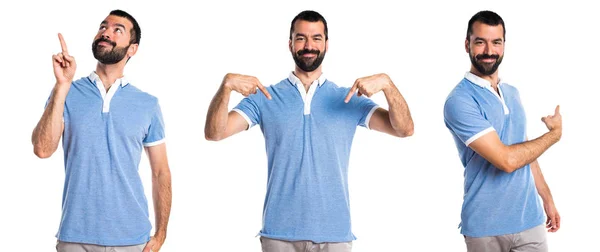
[497,158,519,173]
[394,124,414,138]
[33,147,53,159]
[402,126,414,137]
[497,164,516,173]
[204,131,224,141]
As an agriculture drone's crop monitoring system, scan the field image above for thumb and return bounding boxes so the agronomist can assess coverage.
[143,239,155,252]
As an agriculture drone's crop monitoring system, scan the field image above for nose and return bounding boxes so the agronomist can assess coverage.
[484,42,494,55]
[101,29,111,40]
[304,39,315,50]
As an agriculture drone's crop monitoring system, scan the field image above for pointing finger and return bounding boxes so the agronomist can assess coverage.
[58,33,69,54]
[256,82,272,100]
[344,81,359,103]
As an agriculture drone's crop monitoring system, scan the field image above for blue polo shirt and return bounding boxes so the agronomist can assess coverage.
[50,72,165,246]
[233,72,379,243]
[443,72,544,237]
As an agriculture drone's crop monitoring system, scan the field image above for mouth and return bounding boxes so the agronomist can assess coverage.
[98,41,113,47]
[479,58,496,63]
[300,53,318,60]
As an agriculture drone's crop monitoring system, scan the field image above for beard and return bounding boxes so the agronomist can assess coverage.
[292,48,326,72]
[92,37,130,64]
[470,51,503,76]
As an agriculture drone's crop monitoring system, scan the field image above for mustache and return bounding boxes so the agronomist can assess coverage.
[93,37,117,48]
[297,49,320,56]
[476,54,499,60]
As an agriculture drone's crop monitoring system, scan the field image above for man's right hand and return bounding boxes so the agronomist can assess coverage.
[221,73,271,99]
[52,33,76,87]
[541,105,562,140]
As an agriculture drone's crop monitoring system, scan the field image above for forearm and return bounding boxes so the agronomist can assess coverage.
[152,168,172,239]
[382,82,414,137]
[204,85,232,140]
[531,160,554,203]
[32,84,69,158]
[505,129,561,172]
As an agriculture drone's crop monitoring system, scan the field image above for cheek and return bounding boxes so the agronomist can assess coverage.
[496,47,505,55]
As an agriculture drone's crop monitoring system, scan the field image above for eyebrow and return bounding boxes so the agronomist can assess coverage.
[294,33,323,38]
[474,37,503,42]
[99,21,127,31]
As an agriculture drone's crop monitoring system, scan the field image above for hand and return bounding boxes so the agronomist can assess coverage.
[541,105,562,132]
[52,33,77,86]
[143,235,165,252]
[544,201,560,232]
[222,73,272,99]
[344,73,392,103]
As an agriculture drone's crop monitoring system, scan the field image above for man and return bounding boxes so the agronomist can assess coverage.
[205,10,414,252]
[443,10,561,252]
[32,10,171,252]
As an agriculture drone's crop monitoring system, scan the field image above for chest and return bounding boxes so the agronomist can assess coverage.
[63,88,153,142]
[477,90,527,143]
[260,88,359,138]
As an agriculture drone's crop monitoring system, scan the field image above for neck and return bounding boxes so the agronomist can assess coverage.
[470,66,500,89]
[96,61,126,90]
[293,66,323,91]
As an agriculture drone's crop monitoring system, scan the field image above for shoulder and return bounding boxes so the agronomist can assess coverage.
[72,76,92,87]
[445,79,476,106]
[122,84,160,106]
[500,82,520,94]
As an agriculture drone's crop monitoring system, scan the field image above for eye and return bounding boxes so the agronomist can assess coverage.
[99,26,107,31]
[296,37,305,41]
[115,28,123,33]
[314,37,322,41]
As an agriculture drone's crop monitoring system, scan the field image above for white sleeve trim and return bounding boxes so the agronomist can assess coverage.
[232,109,253,130]
[144,138,166,147]
[465,127,495,146]
[365,105,380,130]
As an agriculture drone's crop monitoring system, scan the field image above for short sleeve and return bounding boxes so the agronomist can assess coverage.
[444,95,495,146]
[232,95,261,130]
[350,95,379,129]
[143,100,166,147]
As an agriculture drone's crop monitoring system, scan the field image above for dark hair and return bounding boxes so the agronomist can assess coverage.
[466,10,505,41]
[109,9,141,45]
[289,10,328,40]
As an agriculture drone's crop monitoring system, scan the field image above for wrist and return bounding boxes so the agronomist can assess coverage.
[53,83,71,97]
[382,80,396,94]
[153,231,167,241]
[220,82,233,93]
[549,127,562,142]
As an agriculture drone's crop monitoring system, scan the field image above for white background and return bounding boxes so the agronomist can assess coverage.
[1,0,598,251]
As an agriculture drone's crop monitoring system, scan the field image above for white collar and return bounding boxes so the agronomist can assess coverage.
[464,72,503,88]
[288,71,326,87]
[88,71,129,87]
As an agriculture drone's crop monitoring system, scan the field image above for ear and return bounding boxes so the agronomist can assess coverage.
[127,43,139,58]
[289,39,293,53]
[464,39,469,54]
[325,39,329,52]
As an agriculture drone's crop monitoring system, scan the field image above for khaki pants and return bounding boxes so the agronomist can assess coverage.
[260,236,352,252]
[465,224,548,252]
[56,241,147,252]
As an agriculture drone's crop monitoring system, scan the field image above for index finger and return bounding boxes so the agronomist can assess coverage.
[256,81,272,100]
[344,81,359,103]
[58,33,68,53]
[554,105,560,115]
